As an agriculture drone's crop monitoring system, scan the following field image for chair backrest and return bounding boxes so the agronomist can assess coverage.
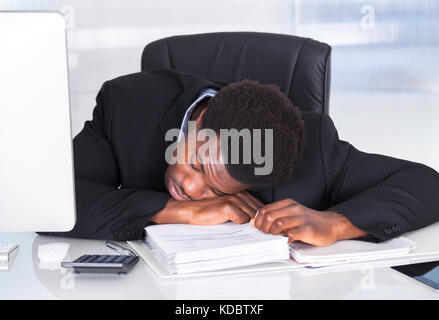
[141,32,331,114]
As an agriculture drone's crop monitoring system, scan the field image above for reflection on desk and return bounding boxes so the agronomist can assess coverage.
[0,233,430,300]
[31,235,164,299]
[32,235,297,299]
[147,265,294,299]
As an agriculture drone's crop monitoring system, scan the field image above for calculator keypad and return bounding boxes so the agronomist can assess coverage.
[63,254,139,274]
[73,254,137,265]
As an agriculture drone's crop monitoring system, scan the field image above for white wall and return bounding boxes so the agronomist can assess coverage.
[292,0,439,171]
[2,0,438,170]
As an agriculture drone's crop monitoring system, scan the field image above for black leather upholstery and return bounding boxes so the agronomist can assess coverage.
[141,32,331,114]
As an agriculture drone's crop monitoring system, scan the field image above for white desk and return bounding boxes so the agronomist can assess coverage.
[1,232,438,300]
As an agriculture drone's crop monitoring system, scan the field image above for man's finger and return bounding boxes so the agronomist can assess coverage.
[234,192,261,215]
[227,205,251,224]
[284,227,307,244]
[270,215,304,235]
[260,208,304,234]
[229,196,257,219]
[258,198,298,213]
[284,225,321,245]
[240,191,265,208]
[258,208,294,234]
[255,201,301,231]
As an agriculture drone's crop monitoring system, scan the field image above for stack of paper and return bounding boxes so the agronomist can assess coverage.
[128,222,439,278]
[289,237,417,267]
[143,222,290,274]
[137,222,420,276]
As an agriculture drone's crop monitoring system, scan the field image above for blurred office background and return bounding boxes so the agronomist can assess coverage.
[1,0,438,170]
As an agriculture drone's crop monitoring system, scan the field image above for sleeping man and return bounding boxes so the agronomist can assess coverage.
[41,69,439,246]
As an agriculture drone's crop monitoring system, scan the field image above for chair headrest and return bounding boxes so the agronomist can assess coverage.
[141,32,331,114]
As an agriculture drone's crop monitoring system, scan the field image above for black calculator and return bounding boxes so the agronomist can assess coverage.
[61,254,139,275]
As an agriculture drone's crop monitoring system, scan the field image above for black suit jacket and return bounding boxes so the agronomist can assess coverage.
[40,69,439,242]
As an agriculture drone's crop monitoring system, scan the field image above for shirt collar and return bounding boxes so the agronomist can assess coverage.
[177,88,218,142]
[159,77,223,136]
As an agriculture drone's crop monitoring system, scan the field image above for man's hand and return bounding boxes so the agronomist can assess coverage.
[150,191,264,225]
[250,198,367,246]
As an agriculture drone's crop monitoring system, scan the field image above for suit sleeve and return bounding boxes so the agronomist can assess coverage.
[320,114,439,242]
[38,81,170,240]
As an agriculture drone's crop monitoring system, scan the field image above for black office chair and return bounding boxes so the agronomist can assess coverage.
[141,32,331,114]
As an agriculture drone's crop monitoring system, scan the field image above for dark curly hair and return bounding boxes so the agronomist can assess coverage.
[200,79,305,189]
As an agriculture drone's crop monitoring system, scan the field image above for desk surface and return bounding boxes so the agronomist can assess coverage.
[1,232,438,300]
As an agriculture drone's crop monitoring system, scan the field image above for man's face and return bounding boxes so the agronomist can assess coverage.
[164,137,248,201]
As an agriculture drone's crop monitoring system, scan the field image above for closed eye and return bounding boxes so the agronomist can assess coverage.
[211,187,231,197]
[191,162,202,173]
[192,151,233,197]
[190,152,202,173]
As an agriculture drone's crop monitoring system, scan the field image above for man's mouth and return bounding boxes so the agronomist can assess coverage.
[169,178,188,201]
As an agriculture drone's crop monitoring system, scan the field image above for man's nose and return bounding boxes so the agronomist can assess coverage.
[182,175,207,200]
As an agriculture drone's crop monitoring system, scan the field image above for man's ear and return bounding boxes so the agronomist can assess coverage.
[195,107,207,129]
